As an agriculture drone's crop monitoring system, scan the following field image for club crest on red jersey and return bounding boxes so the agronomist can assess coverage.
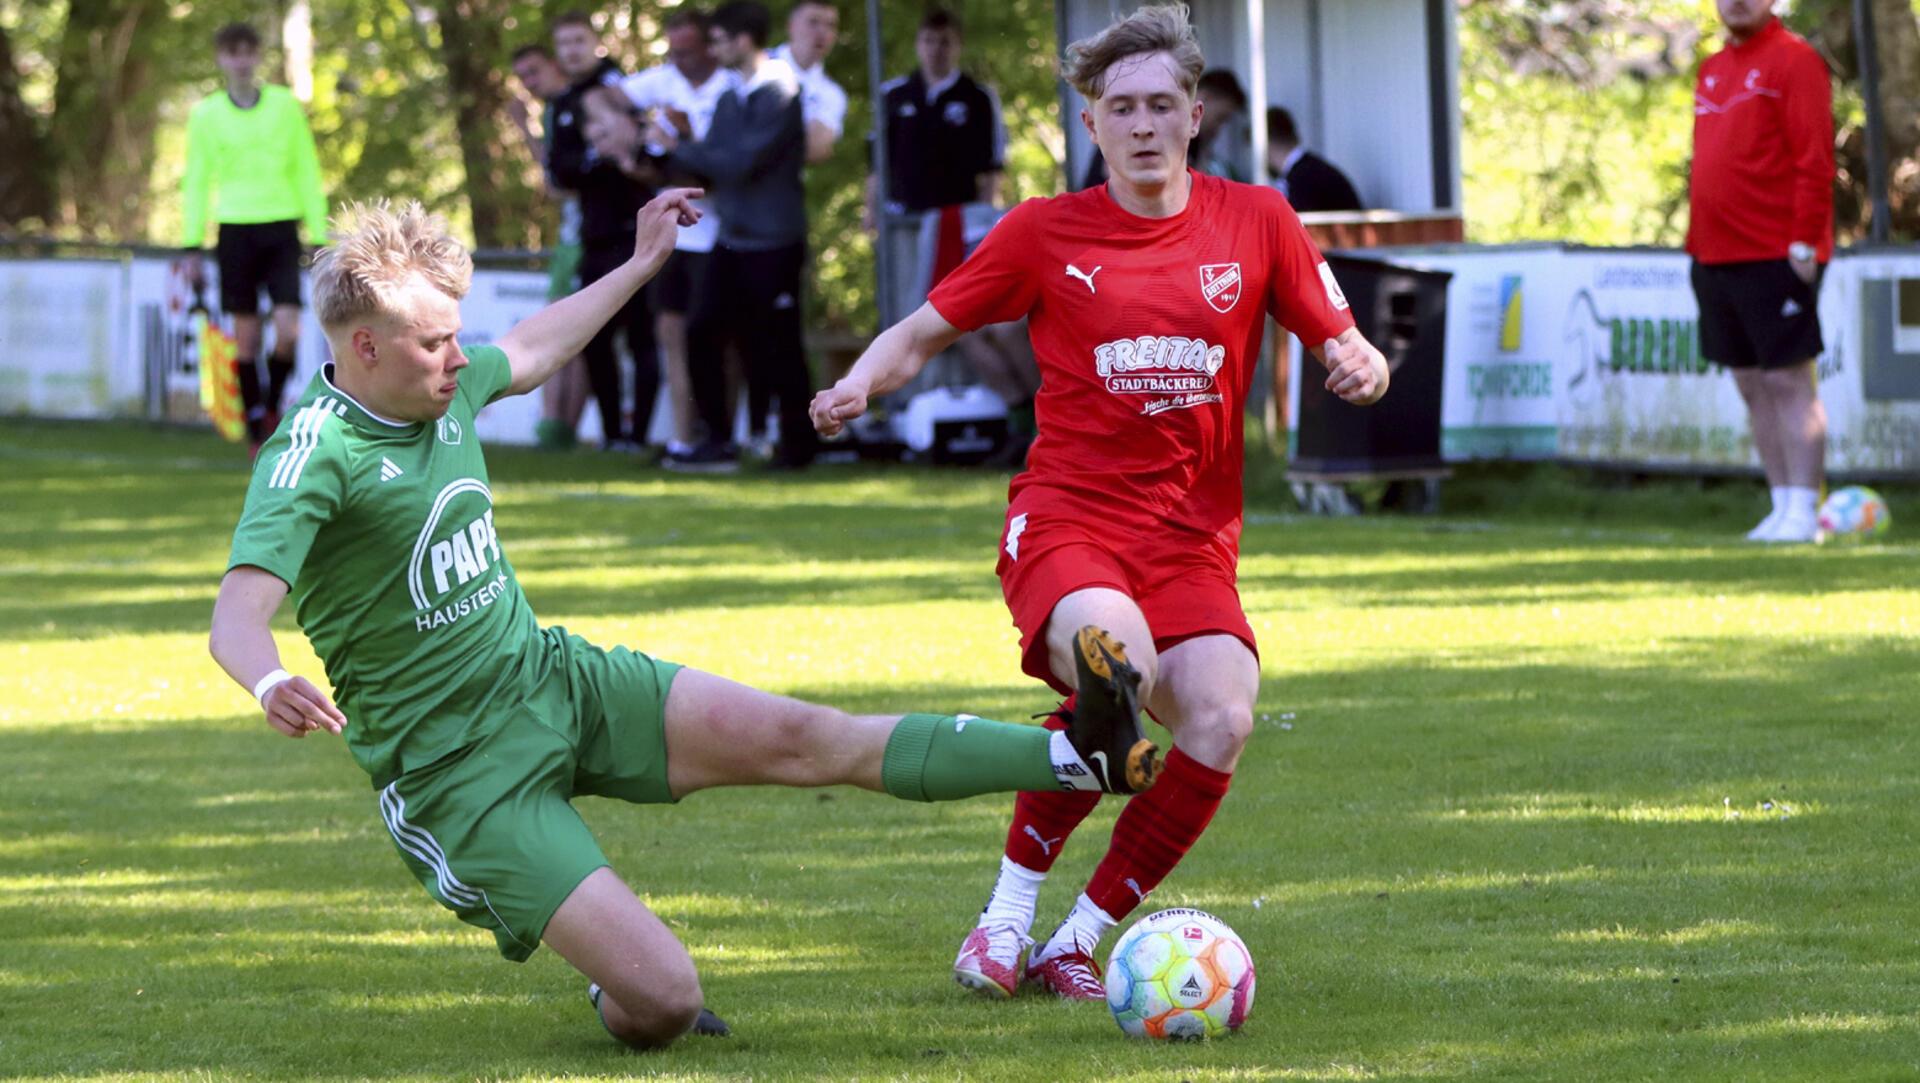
[1200,263,1242,314]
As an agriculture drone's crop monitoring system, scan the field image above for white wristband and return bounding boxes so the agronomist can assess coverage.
[253,668,293,706]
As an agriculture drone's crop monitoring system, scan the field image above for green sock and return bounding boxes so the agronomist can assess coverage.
[881,713,1060,801]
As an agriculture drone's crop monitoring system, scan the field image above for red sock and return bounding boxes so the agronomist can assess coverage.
[1003,695,1102,872]
[1083,746,1234,921]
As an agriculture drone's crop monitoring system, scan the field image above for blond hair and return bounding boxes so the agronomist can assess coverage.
[311,200,473,330]
[1061,4,1205,102]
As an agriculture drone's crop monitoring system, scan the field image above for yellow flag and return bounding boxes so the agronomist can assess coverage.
[196,314,246,442]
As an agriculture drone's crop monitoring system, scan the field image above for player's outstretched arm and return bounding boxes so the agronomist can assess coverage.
[809,302,964,437]
[210,566,347,739]
[1310,327,1391,406]
[499,188,703,396]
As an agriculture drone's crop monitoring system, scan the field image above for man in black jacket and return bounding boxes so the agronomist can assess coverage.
[1266,106,1362,213]
[547,11,658,452]
[654,0,812,470]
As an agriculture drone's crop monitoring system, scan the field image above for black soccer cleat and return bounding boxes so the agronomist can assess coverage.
[691,1008,731,1037]
[1068,625,1160,795]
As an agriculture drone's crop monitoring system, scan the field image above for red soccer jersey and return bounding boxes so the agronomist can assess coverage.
[1687,16,1835,264]
[929,170,1355,540]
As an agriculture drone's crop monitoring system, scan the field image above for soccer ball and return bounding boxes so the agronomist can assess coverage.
[1105,908,1255,1039]
[1817,486,1891,540]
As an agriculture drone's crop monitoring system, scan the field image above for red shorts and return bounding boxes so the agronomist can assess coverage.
[996,499,1256,695]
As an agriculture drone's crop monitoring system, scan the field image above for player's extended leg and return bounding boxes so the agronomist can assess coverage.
[542,867,708,1049]
[1024,634,1256,1000]
[958,588,1162,997]
[659,668,1143,801]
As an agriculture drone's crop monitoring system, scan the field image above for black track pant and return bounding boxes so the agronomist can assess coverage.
[686,241,815,464]
[580,240,658,445]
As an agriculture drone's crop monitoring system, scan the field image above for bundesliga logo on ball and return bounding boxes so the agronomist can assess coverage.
[1106,907,1255,1039]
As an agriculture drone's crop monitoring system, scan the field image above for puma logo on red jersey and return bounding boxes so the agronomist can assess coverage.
[1065,263,1102,293]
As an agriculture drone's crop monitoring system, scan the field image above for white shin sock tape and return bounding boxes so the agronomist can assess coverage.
[253,669,293,706]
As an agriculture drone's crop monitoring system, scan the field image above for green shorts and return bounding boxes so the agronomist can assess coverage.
[376,627,681,961]
[547,242,583,301]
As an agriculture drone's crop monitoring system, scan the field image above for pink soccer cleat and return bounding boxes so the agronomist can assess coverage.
[1025,949,1106,1001]
[953,923,1031,998]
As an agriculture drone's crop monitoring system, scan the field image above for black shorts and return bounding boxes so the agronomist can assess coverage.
[216,220,303,315]
[1690,258,1824,370]
[653,248,712,315]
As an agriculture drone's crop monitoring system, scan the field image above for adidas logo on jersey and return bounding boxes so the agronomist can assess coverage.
[1781,298,1802,318]
[379,457,404,481]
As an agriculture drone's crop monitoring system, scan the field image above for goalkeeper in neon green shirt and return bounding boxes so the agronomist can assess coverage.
[181,21,329,450]
[207,191,1161,1050]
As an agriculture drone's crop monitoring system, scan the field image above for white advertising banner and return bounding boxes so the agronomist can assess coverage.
[1380,245,1563,460]
[0,258,131,418]
[14,245,1919,469]
[1817,252,1920,476]
[1386,243,1920,477]
[1552,249,1749,468]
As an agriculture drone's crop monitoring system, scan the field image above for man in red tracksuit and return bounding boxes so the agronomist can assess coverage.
[1688,0,1835,544]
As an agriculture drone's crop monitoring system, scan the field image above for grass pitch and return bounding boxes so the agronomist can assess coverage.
[2,419,1917,1082]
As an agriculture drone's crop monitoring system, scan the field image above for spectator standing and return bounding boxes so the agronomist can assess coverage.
[658,1,814,471]
[872,9,1005,235]
[872,10,1030,453]
[180,22,328,453]
[510,43,592,450]
[1190,69,1249,180]
[769,0,849,164]
[1265,106,1361,212]
[1687,0,1834,543]
[547,11,658,453]
[622,9,733,464]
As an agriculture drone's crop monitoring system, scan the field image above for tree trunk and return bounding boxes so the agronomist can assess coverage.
[0,21,55,229]
[432,0,540,249]
[46,0,165,240]
[1798,0,1920,238]
[1866,0,1919,234]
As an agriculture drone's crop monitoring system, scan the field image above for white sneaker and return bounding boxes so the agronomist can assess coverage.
[1767,511,1822,544]
[1745,509,1784,541]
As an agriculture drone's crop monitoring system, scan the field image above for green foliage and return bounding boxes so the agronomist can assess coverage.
[4,419,1920,1079]
[1458,0,1711,246]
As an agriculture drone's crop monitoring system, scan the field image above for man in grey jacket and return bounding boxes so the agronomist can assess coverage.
[654,0,813,470]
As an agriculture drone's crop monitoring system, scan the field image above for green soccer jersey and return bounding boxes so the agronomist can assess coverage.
[227,346,542,786]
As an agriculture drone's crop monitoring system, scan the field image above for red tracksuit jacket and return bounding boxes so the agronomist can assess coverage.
[1686,16,1835,264]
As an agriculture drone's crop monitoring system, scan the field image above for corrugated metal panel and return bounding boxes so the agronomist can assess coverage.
[1316,0,1440,211]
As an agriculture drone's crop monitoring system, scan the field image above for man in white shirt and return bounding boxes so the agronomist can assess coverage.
[622,9,734,460]
[769,0,847,163]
